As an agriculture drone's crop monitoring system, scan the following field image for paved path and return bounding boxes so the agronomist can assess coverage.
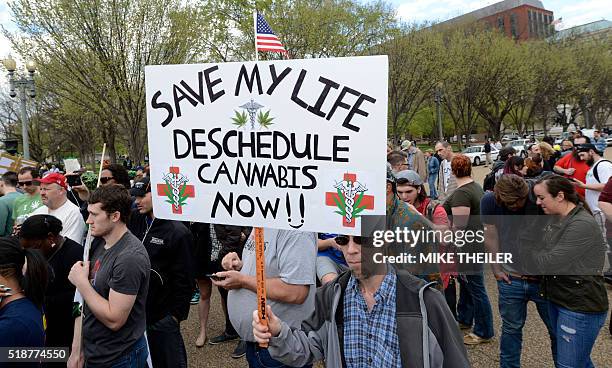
[181,149,612,367]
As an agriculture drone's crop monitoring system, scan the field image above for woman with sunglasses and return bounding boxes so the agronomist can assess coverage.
[531,175,608,367]
[19,215,83,355]
[0,237,48,351]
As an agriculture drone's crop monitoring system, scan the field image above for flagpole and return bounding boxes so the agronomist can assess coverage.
[253,10,259,61]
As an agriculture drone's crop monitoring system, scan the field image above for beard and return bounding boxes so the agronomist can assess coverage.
[587,156,595,166]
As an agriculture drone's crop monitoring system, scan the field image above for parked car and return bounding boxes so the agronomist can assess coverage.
[502,134,520,141]
[554,132,573,145]
[462,145,500,166]
[507,139,533,158]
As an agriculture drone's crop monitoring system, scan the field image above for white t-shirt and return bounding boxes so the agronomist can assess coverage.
[585,158,612,213]
[33,199,86,244]
[442,160,452,191]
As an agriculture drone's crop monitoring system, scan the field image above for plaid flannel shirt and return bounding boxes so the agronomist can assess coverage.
[343,269,402,367]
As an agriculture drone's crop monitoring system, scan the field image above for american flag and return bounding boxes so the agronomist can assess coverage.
[255,13,287,54]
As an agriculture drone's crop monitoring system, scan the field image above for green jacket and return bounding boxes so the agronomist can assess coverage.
[534,205,609,313]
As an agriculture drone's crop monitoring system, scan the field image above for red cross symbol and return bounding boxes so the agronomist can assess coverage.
[157,166,195,214]
[325,173,374,228]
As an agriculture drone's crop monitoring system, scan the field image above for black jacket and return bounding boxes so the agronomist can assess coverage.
[128,210,194,324]
[45,238,83,348]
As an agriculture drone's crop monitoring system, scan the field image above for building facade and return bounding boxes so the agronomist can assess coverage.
[438,0,554,40]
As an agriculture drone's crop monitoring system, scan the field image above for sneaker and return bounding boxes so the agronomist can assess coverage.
[458,322,472,330]
[464,332,492,345]
[190,290,200,305]
[208,332,240,345]
[231,340,246,359]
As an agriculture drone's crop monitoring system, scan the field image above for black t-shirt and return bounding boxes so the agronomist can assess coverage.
[443,181,484,231]
[45,238,83,348]
[484,142,491,153]
[83,232,150,367]
[443,181,485,271]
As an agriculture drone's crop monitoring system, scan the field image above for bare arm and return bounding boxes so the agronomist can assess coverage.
[69,261,137,331]
[483,224,510,283]
[598,201,612,223]
[553,165,571,175]
[78,284,137,331]
[213,272,309,304]
[451,206,471,230]
[67,316,84,368]
[316,238,336,251]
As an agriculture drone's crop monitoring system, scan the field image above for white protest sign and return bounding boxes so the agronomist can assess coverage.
[144,56,387,235]
[63,158,81,173]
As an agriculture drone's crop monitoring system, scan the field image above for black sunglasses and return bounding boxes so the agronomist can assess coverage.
[99,177,114,184]
[18,181,35,187]
[334,235,363,246]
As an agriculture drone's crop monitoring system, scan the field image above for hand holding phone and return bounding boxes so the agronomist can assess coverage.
[205,273,226,281]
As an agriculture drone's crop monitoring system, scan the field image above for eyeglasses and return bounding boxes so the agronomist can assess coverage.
[18,181,34,187]
[334,235,362,246]
[99,177,114,184]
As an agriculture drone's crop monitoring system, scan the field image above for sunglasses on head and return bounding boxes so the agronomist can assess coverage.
[334,235,363,246]
[99,176,114,184]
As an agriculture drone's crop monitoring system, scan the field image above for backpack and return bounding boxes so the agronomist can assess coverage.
[483,170,497,192]
[425,199,443,222]
[593,159,612,183]
[483,161,505,192]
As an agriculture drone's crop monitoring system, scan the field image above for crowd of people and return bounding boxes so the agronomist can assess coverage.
[0,130,610,368]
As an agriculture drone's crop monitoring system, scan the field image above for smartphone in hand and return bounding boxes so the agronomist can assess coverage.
[205,273,226,281]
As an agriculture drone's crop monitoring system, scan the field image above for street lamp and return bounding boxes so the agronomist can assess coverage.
[582,88,590,129]
[434,82,444,140]
[2,56,36,160]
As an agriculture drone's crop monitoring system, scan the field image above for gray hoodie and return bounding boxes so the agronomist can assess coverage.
[268,270,469,368]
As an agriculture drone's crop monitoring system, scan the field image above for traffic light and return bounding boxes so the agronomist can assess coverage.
[2,139,19,155]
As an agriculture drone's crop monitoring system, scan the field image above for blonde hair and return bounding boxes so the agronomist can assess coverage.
[538,142,555,160]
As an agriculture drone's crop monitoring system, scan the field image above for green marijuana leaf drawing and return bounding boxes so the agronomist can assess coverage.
[333,190,367,218]
[232,110,248,127]
[257,109,274,128]
[163,179,190,208]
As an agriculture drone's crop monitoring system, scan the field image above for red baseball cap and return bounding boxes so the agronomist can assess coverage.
[38,173,67,190]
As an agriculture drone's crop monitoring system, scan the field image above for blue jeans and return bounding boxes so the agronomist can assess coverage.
[498,278,556,368]
[107,335,148,368]
[457,273,494,339]
[428,174,438,199]
[548,303,607,368]
[246,342,312,368]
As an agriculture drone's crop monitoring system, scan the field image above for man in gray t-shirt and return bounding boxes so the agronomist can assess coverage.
[82,233,150,365]
[68,185,150,367]
[213,228,316,367]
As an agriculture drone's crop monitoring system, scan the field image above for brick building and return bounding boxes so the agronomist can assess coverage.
[438,0,555,40]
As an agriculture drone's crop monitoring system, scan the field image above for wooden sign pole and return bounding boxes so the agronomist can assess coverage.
[254,227,268,348]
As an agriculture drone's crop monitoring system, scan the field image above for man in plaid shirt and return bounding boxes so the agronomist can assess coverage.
[251,167,469,368]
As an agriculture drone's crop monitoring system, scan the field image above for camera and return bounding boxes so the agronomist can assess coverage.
[66,175,82,187]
